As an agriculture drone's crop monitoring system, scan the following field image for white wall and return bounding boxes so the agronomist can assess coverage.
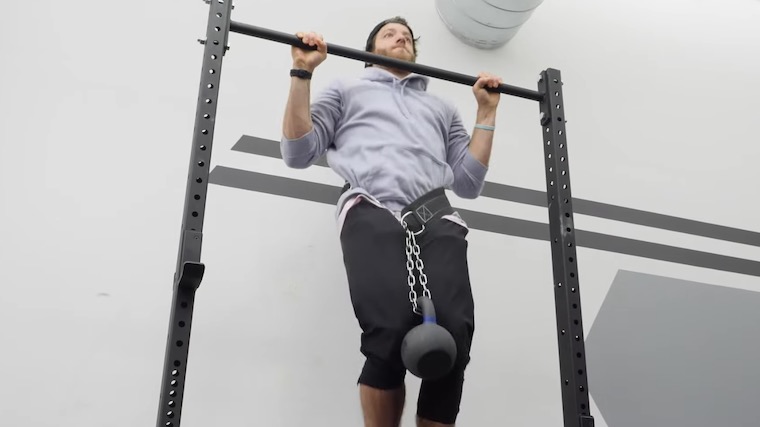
[1,0,759,426]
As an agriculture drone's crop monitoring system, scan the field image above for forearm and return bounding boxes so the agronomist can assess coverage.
[282,70,314,140]
[468,107,497,167]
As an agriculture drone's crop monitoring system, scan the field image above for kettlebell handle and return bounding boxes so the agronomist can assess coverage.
[418,296,437,323]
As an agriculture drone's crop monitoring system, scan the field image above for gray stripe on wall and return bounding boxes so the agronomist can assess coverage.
[232,135,760,247]
[209,166,760,278]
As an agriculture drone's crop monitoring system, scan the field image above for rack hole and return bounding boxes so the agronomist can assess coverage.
[571,287,576,293]
[211,54,217,60]
[553,79,558,83]
[213,40,219,45]
[174,360,181,367]
[179,320,186,327]
[564,198,569,204]
[168,400,176,407]
[557,282,562,287]
[176,340,184,347]
[200,145,207,151]
[167,411,174,419]
[205,98,212,104]
[545,127,549,133]
[555,91,559,96]
[575,335,580,341]
[207,83,214,89]
[570,272,575,278]
[579,385,585,391]
[193,195,200,201]
[209,69,216,74]
[215,26,221,32]
[566,227,572,232]
[556,104,561,109]
[180,302,188,308]
[547,140,551,145]
[578,369,584,375]
[568,242,573,247]
[560,143,564,148]
[202,129,208,135]
[196,178,203,183]
[192,212,199,217]
[198,161,205,167]
[216,12,222,17]
[561,330,566,335]
[563,184,568,189]
[166,422,173,427]
[219,0,224,3]
[581,404,587,410]
[171,369,179,376]
[561,171,566,176]
[548,153,552,159]
[573,304,578,309]
[558,130,564,135]
[557,117,562,122]
[203,113,210,119]
[550,181,554,186]
[565,212,570,217]
[576,352,582,358]
[569,257,574,262]
[170,379,178,387]
[169,390,176,397]
[565,379,569,385]
[561,156,566,162]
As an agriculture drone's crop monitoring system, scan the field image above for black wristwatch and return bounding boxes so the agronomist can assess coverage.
[290,69,313,80]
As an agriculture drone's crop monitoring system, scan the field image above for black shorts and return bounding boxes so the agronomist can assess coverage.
[339,193,475,424]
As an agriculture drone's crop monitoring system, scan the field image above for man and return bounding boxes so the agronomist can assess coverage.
[280,16,502,427]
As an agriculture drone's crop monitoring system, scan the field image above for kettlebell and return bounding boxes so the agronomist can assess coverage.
[401,296,457,380]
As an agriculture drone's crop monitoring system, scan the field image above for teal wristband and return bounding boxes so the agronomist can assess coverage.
[474,124,495,131]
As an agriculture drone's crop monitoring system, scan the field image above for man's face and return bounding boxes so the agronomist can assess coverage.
[372,23,416,63]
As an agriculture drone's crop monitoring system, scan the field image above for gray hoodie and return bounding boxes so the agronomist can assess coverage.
[280,67,488,215]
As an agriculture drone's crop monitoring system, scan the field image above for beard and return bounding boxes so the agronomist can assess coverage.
[377,45,415,63]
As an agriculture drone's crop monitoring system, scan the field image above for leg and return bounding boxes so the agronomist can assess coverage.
[415,216,475,426]
[360,384,406,427]
[340,201,418,427]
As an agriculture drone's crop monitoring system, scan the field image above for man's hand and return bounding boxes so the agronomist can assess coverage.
[292,32,328,73]
[472,72,503,111]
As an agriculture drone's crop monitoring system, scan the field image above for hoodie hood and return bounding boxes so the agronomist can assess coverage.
[360,67,430,118]
[360,67,430,92]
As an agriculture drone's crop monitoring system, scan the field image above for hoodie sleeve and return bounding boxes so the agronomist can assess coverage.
[446,108,489,198]
[280,79,343,169]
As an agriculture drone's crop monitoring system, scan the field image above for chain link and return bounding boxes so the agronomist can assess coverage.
[403,221,431,314]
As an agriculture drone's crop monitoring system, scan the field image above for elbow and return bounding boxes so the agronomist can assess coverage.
[456,188,482,200]
[452,183,483,199]
[282,155,314,169]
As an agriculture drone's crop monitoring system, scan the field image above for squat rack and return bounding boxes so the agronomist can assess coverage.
[156,1,594,426]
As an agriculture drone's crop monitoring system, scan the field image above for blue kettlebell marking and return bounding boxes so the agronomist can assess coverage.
[423,315,436,323]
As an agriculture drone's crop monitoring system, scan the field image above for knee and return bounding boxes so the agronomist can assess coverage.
[359,355,407,390]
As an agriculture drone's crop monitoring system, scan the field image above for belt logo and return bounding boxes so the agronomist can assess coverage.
[415,205,434,222]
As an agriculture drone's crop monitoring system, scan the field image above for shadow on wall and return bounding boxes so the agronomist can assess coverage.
[585,270,760,427]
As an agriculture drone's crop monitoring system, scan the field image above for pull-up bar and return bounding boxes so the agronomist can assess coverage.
[156,2,593,427]
[229,21,543,102]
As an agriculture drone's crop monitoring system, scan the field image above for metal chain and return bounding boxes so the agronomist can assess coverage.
[404,223,431,315]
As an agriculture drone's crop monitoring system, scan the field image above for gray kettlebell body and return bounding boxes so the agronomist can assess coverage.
[401,296,457,380]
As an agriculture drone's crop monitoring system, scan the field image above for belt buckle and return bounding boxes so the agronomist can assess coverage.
[401,210,425,235]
